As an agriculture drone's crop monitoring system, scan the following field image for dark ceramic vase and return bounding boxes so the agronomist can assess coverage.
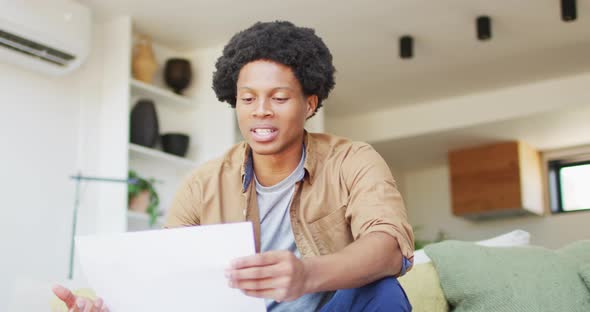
[161,133,190,157]
[164,58,192,95]
[130,99,159,148]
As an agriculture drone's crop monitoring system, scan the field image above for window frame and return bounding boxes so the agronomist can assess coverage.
[547,155,590,214]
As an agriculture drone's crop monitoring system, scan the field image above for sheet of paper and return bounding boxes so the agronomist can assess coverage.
[75,222,266,312]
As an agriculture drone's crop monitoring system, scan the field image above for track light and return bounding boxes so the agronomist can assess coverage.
[561,0,577,22]
[400,36,413,59]
[476,16,492,41]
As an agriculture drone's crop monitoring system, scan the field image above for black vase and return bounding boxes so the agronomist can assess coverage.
[164,58,192,95]
[130,99,159,148]
[161,133,190,157]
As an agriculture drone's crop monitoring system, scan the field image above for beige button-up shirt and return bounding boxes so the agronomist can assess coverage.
[165,132,414,272]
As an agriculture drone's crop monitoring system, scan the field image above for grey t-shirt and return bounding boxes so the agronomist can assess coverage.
[255,149,331,312]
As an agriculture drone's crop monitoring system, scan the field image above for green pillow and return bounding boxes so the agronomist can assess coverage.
[580,263,590,292]
[425,240,590,312]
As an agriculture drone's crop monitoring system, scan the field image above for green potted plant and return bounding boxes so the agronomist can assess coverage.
[127,170,160,226]
[413,225,447,250]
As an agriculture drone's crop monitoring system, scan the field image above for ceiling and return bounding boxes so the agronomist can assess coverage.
[372,102,590,171]
[79,0,590,117]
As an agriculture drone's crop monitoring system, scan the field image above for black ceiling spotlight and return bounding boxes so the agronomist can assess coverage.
[400,35,413,59]
[561,0,577,22]
[476,16,492,41]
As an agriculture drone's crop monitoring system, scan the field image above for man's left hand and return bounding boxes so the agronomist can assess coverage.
[225,250,309,302]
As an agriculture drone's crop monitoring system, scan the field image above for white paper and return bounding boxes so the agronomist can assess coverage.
[75,222,266,312]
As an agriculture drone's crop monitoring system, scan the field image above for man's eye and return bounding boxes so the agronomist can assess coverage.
[273,98,288,102]
[241,98,254,103]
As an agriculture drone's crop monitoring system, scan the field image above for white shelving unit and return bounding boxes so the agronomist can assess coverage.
[130,78,195,108]
[129,143,196,168]
[123,26,243,232]
[126,33,206,232]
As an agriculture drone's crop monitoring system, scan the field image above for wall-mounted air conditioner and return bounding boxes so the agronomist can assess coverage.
[0,0,92,75]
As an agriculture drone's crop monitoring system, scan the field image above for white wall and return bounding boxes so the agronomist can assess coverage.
[186,46,237,163]
[0,58,89,310]
[401,164,590,248]
[93,17,131,235]
[0,16,131,311]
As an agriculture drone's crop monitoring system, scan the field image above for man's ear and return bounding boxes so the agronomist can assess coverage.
[306,95,318,119]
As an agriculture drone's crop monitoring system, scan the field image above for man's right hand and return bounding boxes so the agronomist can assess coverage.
[52,285,109,312]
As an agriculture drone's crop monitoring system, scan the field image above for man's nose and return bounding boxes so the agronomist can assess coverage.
[252,98,273,117]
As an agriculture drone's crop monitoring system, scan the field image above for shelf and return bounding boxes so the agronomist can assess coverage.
[130,78,194,108]
[129,143,196,168]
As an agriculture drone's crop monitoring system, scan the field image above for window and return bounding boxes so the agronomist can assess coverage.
[548,157,590,213]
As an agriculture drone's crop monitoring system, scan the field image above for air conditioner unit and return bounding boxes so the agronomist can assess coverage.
[0,0,92,75]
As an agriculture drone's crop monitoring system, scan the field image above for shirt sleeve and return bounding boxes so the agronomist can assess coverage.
[163,173,201,228]
[342,143,415,273]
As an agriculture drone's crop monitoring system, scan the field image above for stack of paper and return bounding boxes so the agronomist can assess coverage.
[75,222,266,311]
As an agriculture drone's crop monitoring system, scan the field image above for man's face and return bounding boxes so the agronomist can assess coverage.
[236,60,317,157]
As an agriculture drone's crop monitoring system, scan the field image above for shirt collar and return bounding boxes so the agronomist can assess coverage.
[240,131,317,193]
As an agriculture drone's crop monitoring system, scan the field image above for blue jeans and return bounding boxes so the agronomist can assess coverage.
[319,277,412,312]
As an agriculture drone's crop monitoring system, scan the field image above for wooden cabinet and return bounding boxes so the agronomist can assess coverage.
[448,141,545,219]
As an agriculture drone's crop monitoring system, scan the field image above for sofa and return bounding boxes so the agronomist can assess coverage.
[398,230,590,312]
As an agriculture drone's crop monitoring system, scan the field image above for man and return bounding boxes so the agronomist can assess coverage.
[54,21,414,312]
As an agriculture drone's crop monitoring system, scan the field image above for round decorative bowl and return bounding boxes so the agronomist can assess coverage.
[161,133,190,157]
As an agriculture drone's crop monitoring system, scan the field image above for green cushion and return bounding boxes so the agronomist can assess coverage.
[424,240,590,312]
[398,262,449,312]
[580,263,590,292]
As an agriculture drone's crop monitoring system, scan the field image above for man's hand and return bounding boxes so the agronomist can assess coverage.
[225,251,310,302]
[52,285,109,312]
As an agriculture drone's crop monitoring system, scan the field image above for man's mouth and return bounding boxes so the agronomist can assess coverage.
[250,127,278,142]
[253,128,275,135]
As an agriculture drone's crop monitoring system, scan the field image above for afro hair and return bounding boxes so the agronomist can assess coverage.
[212,21,336,114]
